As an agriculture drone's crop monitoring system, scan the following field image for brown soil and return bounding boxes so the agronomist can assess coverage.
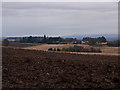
[2,47,120,89]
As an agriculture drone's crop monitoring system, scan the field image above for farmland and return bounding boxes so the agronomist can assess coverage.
[3,42,120,56]
[5,43,120,56]
[2,47,119,88]
[22,44,120,56]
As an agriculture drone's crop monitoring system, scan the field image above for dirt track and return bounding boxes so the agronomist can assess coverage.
[2,47,120,88]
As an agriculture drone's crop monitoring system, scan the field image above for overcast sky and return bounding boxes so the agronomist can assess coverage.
[2,2,118,37]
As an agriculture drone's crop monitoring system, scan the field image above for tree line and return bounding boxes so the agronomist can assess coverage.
[82,36,107,45]
[19,35,81,44]
[2,35,120,47]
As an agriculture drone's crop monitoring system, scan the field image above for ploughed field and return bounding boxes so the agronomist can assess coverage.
[2,47,120,88]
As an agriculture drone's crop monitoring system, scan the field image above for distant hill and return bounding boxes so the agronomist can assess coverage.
[1,37,23,40]
[62,34,119,41]
[0,37,6,39]
[6,37,23,39]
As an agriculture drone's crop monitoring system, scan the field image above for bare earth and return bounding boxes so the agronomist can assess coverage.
[23,44,120,56]
[2,47,120,88]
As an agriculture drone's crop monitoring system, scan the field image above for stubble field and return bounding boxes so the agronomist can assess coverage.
[23,44,119,56]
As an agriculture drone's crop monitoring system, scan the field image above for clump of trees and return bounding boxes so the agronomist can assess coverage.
[48,46,101,53]
[2,39,9,46]
[107,40,120,47]
[82,36,106,45]
[48,48,61,51]
[48,48,53,51]
[19,35,81,44]
[42,37,63,44]
[19,35,64,44]
[20,36,44,43]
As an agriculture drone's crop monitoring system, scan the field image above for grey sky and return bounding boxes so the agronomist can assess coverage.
[2,2,118,37]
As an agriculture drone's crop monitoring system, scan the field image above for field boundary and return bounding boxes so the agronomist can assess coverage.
[46,51,119,56]
[2,46,119,56]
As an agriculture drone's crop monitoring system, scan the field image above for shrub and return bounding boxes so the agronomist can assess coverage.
[57,48,60,51]
[48,48,53,51]
[54,48,56,51]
